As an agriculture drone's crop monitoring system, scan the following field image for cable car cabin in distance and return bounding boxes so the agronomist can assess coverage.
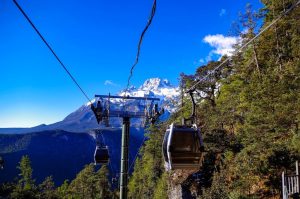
[94,145,109,165]
[0,156,4,169]
[163,123,204,170]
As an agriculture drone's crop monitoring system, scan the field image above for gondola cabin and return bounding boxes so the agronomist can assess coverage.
[94,145,109,165]
[163,123,204,170]
[0,156,3,169]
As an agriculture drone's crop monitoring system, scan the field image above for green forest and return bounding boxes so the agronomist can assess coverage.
[1,0,300,198]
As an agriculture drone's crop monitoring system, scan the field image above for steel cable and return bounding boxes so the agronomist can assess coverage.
[124,0,157,97]
[13,0,92,103]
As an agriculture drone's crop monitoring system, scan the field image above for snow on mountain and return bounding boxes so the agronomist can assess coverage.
[118,78,180,112]
[140,78,172,91]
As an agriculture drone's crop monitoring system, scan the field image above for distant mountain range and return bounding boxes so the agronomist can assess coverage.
[0,78,180,134]
[0,78,179,186]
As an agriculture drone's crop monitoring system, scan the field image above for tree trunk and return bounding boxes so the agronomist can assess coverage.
[252,43,261,77]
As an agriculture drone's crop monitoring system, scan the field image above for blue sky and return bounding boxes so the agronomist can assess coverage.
[0,0,263,127]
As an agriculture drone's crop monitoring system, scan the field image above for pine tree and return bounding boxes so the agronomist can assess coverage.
[56,180,69,199]
[37,176,57,199]
[94,165,113,199]
[153,173,168,199]
[200,169,229,199]
[67,164,113,199]
[11,155,37,199]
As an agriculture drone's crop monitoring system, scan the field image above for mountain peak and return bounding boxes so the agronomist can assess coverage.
[140,78,172,91]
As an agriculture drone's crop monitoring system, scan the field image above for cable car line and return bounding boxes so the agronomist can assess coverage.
[124,0,157,97]
[99,131,114,169]
[101,131,116,176]
[13,0,92,104]
[186,0,300,93]
[94,129,110,165]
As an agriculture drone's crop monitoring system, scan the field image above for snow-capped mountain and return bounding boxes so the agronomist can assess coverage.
[28,78,180,132]
[118,78,180,112]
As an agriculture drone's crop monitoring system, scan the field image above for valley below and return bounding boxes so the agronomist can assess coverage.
[0,128,144,186]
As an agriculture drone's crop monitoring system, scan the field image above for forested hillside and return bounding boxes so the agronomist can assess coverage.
[0,155,117,198]
[128,0,300,198]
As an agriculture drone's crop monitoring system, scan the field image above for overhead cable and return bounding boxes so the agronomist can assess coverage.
[124,0,157,96]
[13,0,92,103]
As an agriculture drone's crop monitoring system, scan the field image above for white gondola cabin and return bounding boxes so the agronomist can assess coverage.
[163,123,204,170]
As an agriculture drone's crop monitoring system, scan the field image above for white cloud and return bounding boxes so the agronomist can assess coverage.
[205,51,214,62]
[194,58,205,66]
[203,34,239,58]
[104,80,119,87]
[219,9,226,17]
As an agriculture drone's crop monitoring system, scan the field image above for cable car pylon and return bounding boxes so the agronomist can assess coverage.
[91,94,162,199]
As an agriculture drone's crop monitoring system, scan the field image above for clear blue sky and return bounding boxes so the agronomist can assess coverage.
[0,0,262,127]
